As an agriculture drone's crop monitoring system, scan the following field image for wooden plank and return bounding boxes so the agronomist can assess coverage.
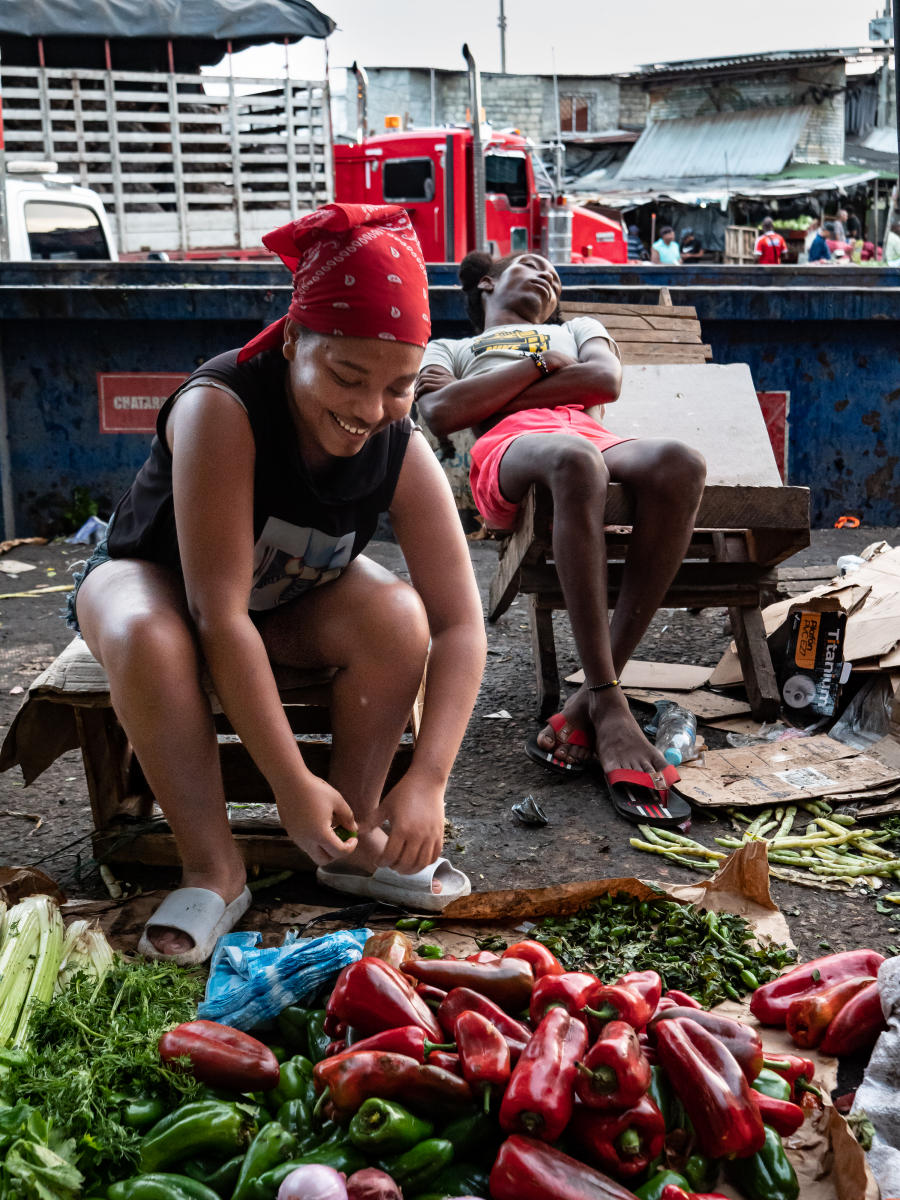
[729,605,780,721]
[75,708,132,833]
[487,488,543,620]
[612,329,705,345]
[560,301,700,319]
[521,561,778,593]
[619,346,712,363]
[95,828,317,870]
[603,483,809,531]
[593,316,703,337]
[530,597,560,719]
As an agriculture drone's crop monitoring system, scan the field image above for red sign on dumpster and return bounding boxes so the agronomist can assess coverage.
[97,372,188,434]
[756,391,789,482]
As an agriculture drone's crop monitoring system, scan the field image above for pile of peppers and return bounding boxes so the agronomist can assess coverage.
[100,933,877,1200]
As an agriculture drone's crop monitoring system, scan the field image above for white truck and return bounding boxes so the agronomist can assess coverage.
[1,160,117,260]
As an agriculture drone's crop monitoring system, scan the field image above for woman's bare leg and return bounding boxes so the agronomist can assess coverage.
[256,555,431,876]
[75,559,246,956]
[498,434,705,776]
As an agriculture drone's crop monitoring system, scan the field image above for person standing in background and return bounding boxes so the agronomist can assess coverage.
[680,229,704,261]
[808,222,832,263]
[885,220,900,267]
[651,226,681,264]
[626,224,648,262]
[753,217,787,264]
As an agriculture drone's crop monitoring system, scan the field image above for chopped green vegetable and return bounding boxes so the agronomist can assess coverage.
[480,891,795,1008]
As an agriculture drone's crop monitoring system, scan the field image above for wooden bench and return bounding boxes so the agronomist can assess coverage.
[0,638,422,870]
[485,293,810,721]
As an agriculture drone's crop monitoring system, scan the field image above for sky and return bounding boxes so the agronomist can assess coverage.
[221,0,885,81]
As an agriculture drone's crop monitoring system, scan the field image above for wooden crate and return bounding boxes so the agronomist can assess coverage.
[725,226,758,265]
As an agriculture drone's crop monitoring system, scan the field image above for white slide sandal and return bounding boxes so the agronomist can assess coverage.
[316,857,471,913]
[136,886,252,966]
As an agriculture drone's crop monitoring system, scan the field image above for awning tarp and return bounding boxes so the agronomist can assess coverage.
[617,107,812,182]
[0,0,335,41]
[580,169,879,210]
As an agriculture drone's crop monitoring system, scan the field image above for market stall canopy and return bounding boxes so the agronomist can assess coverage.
[0,0,334,41]
[0,0,335,69]
[581,169,879,210]
[617,107,813,182]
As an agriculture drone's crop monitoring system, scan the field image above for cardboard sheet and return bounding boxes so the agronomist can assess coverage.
[674,733,900,808]
[567,660,714,690]
[625,686,752,720]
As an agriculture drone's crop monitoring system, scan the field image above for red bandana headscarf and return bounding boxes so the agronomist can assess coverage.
[237,203,431,362]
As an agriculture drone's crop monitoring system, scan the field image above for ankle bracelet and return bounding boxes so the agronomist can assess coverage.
[587,678,620,692]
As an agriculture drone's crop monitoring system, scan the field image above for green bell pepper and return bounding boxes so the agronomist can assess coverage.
[305,1009,331,1064]
[276,1006,310,1056]
[107,1175,220,1200]
[122,1098,168,1130]
[633,1169,692,1200]
[275,1097,313,1140]
[684,1151,719,1193]
[647,1065,685,1132]
[439,1110,501,1162]
[412,1160,490,1199]
[348,1097,434,1154]
[232,1121,298,1200]
[182,1155,244,1197]
[267,1056,316,1111]
[139,1102,253,1174]
[379,1138,454,1192]
[751,1068,793,1101]
[728,1124,800,1200]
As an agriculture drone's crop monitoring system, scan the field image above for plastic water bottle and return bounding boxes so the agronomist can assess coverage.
[654,703,698,766]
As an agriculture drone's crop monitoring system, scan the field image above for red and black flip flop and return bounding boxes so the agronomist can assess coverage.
[605,763,692,828]
[524,712,590,777]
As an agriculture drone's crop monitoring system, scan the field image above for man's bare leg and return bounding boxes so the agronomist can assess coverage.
[498,434,705,774]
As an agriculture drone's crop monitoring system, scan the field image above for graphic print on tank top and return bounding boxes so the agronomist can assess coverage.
[250,516,355,610]
[471,329,551,356]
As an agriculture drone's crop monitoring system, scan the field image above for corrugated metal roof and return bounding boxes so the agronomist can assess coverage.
[616,107,812,181]
[582,170,878,208]
[634,47,856,75]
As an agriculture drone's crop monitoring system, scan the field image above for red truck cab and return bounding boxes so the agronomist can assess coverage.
[333,126,625,264]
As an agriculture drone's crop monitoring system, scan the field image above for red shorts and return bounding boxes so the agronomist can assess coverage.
[469,406,631,531]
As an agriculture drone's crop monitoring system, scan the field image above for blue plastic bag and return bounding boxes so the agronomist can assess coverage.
[198,928,370,1030]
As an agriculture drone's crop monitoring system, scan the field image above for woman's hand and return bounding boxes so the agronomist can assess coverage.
[277,776,359,867]
[360,771,446,876]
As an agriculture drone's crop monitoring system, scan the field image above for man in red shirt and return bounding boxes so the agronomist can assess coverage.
[754,216,788,264]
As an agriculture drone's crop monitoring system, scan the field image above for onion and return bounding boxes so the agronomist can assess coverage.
[277,1164,348,1200]
[346,1167,403,1200]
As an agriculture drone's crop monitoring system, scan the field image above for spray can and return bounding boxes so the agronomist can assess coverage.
[654,703,698,766]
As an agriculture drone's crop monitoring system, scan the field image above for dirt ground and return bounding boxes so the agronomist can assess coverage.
[1,525,899,969]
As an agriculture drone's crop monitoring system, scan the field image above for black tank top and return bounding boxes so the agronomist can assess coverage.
[107,347,413,611]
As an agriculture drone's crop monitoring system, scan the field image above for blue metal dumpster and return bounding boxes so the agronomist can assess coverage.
[1,262,898,536]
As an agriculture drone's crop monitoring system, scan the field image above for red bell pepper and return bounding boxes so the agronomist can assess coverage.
[157,1020,280,1092]
[660,1190,730,1200]
[570,1094,665,1180]
[582,981,655,1034]
[653,1017,765,1159]
[785,974,876,1048]
[499,1008,589,1141]
[455,1009,511,1105]
[490,1134,644,1200]
[503,940,565,979]
[664,989,703,1009]
[467,949,503,964]
[335,1024,454,1062]
[402,956,535,1011]
[574,1020,652,1111]
[749,949,885,1025]
[415,982,449,1008]
[327,957,445,1042]
[649,1007,763,1082]
[752,1092,805,1138]
[820,980,886,1056]
[438,986,532,1058]
[313,1049,472,1118]
[618,971,662,1018]
[530,972,599,1025]
[762,1053,819,1100]
[426,1049,463,1075]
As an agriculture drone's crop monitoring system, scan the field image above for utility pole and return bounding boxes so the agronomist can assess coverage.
[498,0,507,73]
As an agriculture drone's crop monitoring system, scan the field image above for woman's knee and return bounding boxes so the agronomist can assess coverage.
[356,577,430,668]
[98,607,200,681]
